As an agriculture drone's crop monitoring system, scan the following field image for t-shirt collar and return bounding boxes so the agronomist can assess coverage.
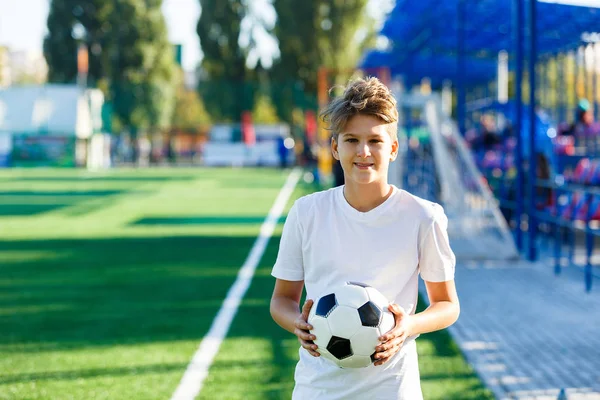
[336,185,399,221]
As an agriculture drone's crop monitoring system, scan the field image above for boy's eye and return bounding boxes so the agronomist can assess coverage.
[370,139,382,143]
[346,138,358,142]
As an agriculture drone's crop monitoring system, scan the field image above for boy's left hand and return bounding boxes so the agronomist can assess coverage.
[373,303,413,366]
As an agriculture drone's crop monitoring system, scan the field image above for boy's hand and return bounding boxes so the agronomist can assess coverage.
[373,303,413,366]
[294,299,319,357]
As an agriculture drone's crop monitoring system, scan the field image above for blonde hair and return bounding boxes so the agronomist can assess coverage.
[319,77,398,140]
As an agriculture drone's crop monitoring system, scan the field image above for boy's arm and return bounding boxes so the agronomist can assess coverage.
[410,279,460,335]
[270,278,320,357]
[270,278,306,334]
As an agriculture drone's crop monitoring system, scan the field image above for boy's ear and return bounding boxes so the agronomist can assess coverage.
[390,139,399,161]
[331,136,340,160]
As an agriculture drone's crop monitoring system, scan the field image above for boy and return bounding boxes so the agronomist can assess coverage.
[270,77,460,399]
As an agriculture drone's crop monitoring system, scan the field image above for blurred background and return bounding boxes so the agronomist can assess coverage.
[0,0,394,174]
[1,0,600,399]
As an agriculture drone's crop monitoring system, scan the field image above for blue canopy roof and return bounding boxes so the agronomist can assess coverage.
[362,0,600,86]
[362,51,498,87]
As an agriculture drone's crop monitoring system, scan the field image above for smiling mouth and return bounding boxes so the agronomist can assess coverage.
[354,162,374,169]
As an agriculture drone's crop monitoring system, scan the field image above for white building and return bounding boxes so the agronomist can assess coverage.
[0,84,107,167]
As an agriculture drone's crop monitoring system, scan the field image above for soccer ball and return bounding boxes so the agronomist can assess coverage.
[307,281,395,368]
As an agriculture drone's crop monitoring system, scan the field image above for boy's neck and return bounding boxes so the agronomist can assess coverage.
[342,182,393,213]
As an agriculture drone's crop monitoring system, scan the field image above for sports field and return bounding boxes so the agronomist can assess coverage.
[0,168,493,400]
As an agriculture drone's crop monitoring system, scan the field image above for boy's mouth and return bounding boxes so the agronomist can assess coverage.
[354,162,374,169]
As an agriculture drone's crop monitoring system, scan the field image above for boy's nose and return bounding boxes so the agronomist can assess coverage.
[357,144,370,157]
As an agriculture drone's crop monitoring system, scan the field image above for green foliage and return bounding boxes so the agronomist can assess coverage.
[196,0,251,122]
[271,0,374,122]
[44,0,177,132]
[319,1,376,73]
[252,93,280,124]
[194,1,374,123]
[272,0,320,94]
[172,86,212,131]
[107,0,177,131]
[196,79,253,123]
[44,0,113,84]
[44,0,79,83]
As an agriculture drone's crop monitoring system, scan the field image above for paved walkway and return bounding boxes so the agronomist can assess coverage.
[440,256,600,400]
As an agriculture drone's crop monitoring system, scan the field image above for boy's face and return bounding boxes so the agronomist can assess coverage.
[331,114,398,186]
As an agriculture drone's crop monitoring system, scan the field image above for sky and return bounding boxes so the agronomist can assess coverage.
[0,0,393,72]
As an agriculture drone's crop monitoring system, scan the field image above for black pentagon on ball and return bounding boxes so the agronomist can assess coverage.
[346,281,370,288]
[358,301,382,327]
[315,293,337,317]
[327,336,353,360]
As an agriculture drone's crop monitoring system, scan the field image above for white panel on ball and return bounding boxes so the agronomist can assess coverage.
[327,305,362,338]
[378,310,395,336]
[365,286,390,308]
[315,347,338,364]
[307,301,317,322]
[350,326,380,356]
[338,354,372,369]
[309,315,333,349]
[334,284,370,308]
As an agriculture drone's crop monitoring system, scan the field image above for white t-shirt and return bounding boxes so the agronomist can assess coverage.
[271,185,456,400]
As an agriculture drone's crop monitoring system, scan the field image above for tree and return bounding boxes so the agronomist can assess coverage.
[44,0,113,84]
[319,1,376,75]
[271,0,374,122]
[44,0,178,134]
[172,86,212,132]
[252,93,279,124]
[106,0,177,133]
[44,0,79,83]
[196,0,254,122]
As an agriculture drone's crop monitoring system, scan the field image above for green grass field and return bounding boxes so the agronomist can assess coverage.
[0,167,493,400]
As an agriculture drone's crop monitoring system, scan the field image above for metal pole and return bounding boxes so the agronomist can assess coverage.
[567,52,573,122]
[594,43,599,122]
[583,45,589,104]
[540,59,546,114]
[457,0,466,135]
[575,48,581,107]
[527,0,538,261]
[557,54,564,122]
[515,0,525,252]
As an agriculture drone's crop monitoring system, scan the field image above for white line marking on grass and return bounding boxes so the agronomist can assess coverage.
[170,168,302,400]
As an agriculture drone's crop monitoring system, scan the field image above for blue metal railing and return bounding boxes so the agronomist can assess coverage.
[481,155,600,292]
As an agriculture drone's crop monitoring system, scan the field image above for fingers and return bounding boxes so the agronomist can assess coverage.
[388,303,406,316]
[378,303,407,342]
[375,335,405,353]
[296,300,319,357]
[296,329,320,357]
[295,326,315,342]
[299,338,320,357]
[296,299,314,332]
[294,310,320,358]
[305,348,320,357]
[294,318,313,332]
[374,324,407,366]
[373,339,404,366]
[301,299,314,320]
[379,327,404,343]
[379,324,404,342]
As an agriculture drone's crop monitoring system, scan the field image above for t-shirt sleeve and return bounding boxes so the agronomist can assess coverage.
[271,201,304,281]
[418,204,456,282]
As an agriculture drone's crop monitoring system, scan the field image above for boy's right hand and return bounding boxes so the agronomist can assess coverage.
[294,299,320,357]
